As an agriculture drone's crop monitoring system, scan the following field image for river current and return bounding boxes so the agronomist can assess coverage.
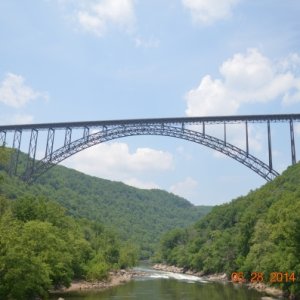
[51,266,267,300]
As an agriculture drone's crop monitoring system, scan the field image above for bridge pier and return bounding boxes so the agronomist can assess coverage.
[267,121,273,171]
[245,121,249,157]
[290,119,296,165]
[64,127,72,149]
[45,128,55,160]
[9,130,22,176]
[83,126,90,142]
[0,130,6,147]
[24,129,39,180]
[223,122,227,146]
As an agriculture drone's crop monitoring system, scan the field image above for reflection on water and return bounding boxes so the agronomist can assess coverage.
[51,267,265,300]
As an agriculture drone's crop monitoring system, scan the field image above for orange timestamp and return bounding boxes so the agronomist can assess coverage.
[231,272,297,283]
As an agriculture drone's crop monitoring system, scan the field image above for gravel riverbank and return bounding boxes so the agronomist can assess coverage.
[50,269,144,296]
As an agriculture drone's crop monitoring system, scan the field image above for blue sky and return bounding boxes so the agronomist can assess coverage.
[1,0,300,205]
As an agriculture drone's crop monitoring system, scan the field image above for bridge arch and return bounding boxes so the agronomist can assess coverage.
[31,123,279,183]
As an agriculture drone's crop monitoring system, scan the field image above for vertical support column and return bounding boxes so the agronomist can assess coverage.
[202,122,205,135]
[290,119,296,165]
[245,121,249,157]
[223,122,227,146]
[267,120,273,171]
[9,129,22,176]
[45,128,55,160]
[103,125,107,136]
[83,126,90,142]
[64,127,72,149]
[0,131,7,147]
[181,123,185,132]
[24,129,39,180]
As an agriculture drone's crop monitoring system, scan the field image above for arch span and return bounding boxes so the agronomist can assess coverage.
[30,123,279,182]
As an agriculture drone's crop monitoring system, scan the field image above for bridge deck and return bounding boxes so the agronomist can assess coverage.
[1,113,300,131]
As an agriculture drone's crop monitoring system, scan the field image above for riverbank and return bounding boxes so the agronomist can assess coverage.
[50,269,144,295]
[152,264,284,299]
[152,263,227,281]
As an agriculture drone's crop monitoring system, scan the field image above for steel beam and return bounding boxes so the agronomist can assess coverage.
[24,129,39,179]
[245,121,249,157]
[267,121,273,171]
[1,113,300,132]
[103,125,107,136]
[83,126,90,142]
[45,128,55,160]
[9,130,22,176]
[290,119,296,165]
[224,122,227,146]
[64,127,72,149]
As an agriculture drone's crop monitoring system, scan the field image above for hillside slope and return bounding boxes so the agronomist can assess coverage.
[0,149,211,258]
[157,162,300,297]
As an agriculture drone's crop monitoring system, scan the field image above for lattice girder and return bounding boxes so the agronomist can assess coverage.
[30,123,279,183]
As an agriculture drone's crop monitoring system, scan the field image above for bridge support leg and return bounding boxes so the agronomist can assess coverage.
[0,131,6,147]
[9,130,22,176]
[83,126,90,142]
[245,121,249,157]
[64,127,72,149]
[267,121,273,171]
[290,119,296,165]
[45,128,55,160]
[202,122,205,135]
[223,122,227,146]
[24,129,39,180]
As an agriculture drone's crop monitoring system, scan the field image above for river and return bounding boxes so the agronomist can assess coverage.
[50,266,268,300]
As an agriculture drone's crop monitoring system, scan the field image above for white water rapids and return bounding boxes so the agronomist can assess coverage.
[133,266,208,283]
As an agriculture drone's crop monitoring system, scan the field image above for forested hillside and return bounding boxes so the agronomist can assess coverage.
[156,163,300,298]
[0,190,138,299]
[0,148,211,258]
[0,147,212,298]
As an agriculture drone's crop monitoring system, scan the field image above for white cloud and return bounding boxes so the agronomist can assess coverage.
[170,177,199,200]
[10,113,34,124]
[63,142,173,181]
[123,178,160,190]
[278,53,300,73]
[75,0,135,36]
[0,113,34,125]
[182,0,240,25]
[185,75,238,116]
[134,36,160,48]
[0,73,47,108]
[185,49,300,116]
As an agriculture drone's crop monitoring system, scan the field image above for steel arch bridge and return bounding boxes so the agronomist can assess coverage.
[0,113,299,183]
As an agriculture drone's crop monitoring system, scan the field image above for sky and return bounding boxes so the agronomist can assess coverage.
[1,0,300,206]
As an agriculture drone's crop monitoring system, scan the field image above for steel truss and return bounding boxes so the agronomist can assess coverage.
[9,130,22,176]
[30,124,279,183]
[0,130,6,146]
[1,113,299,183]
